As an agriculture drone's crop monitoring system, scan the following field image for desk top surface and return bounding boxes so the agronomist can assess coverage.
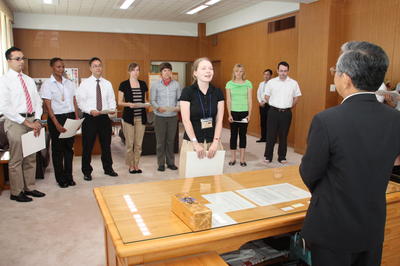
[94,166,400,245]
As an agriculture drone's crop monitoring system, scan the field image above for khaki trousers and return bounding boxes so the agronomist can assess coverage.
[4,118,36,196]
[122,117,145,167]
[178,140,224,178]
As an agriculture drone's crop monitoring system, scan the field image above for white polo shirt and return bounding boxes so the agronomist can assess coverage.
[41,75,76,114]
[265,76,301,109]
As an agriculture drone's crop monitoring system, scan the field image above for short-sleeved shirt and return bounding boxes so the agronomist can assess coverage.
[265,76,301,109]
[225,80,252,112]
[179,82,224,143]
[41,75,76,114]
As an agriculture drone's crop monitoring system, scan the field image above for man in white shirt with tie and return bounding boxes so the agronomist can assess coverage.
[0,46,46,202]
[264,61,301,164]
[76,57,118,181]
[256,69,272,143]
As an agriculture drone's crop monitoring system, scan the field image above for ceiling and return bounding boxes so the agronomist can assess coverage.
[6,0,314,23]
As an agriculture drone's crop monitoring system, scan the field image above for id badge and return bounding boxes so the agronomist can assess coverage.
[200,117,213,129]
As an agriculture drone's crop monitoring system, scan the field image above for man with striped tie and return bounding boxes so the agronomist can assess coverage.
[0,47,46,202]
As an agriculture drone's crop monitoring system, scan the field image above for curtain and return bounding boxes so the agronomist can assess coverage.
[0,10,13,76]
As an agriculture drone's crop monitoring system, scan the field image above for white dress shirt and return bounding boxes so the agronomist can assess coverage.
[0,69,43,124]
[265,76,302,108]
[41,75,76,114]
[257,81,267,104]
[76,75,116,114]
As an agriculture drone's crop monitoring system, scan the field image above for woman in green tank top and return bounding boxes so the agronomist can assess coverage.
[225,64,253,167]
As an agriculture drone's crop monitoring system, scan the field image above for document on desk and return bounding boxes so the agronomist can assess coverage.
[202,191,256,212]
[236,183,311,206]
[21,128,46,158]
[185,150,225,178]
[59,118,85,139]
[210,212,237,228]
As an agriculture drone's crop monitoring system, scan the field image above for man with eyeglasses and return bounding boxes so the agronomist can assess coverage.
[300,41,400,266]
[0,46,46,202]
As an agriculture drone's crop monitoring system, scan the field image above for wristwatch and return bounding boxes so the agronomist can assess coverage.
[191,138,198,142]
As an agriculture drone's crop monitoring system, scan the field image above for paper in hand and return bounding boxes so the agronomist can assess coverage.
[59,118,85,139]
[21,128,46,158]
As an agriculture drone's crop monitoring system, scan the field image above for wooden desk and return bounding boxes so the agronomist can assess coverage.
[73,134,101,156]
[94,166,400,266]
[0,151,10,195]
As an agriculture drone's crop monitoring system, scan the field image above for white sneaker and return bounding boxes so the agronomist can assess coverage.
[264,159,271,164]
[279,160,288,164]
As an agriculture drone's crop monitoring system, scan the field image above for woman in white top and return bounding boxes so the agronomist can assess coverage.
[41,57,80,188]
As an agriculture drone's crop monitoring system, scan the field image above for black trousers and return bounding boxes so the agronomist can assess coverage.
[310,243,382,266]
[81,114,113,175]
[264,108,292,161]
[230,111,248,150]
[259,104,270,140]
[47,112,75,185]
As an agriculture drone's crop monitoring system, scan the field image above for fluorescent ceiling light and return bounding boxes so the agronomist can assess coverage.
[205,0,221,5]
[186,5,209,15]
[120,0,136,9]
[43,0,53,4]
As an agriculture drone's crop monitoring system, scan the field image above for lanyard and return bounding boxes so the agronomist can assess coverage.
[197,90,212,118]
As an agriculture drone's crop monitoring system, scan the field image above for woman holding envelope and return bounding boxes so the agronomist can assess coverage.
[179,57,225,178]
[118,62,149,174]
[41,57,80,188]
[225,64,253,167]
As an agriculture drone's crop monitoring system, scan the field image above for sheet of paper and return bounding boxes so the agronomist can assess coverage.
[21,128,46,158]
[203,191,256,212]
[185,150,225,178]
[210,212,237,228]
[160,106,176,112]
[233,118,248,123]
[99,109,117,114]
[236,183,311,206]
[59,118,85,139]
[133,103,151,108]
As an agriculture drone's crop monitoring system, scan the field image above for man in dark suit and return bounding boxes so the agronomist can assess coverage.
[300,41,400,266]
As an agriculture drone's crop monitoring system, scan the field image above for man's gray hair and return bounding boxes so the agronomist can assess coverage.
[336,41,389,92]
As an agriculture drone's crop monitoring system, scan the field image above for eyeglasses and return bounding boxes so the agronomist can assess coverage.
[329,66,337,76]
[9,57,26,61]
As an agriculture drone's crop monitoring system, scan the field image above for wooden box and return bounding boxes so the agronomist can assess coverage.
[171,193,212,231]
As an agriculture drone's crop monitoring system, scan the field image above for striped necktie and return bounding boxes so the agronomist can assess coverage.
[96,79,102,111]
[18,73,33,114]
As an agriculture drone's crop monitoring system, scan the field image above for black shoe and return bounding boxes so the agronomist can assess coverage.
[84,174,92,181]
[24,190,46,197]
[68,180,76,186]
[136,169,142,174]
[228,160,236,166]
[129,169,137,174]
[10,192,33,202]
[167,165,178,170]
[240,162,247,167]
[104,170,118,177]
[158,165,165,172]
[58,182,69,188]
[256,139,266,143]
